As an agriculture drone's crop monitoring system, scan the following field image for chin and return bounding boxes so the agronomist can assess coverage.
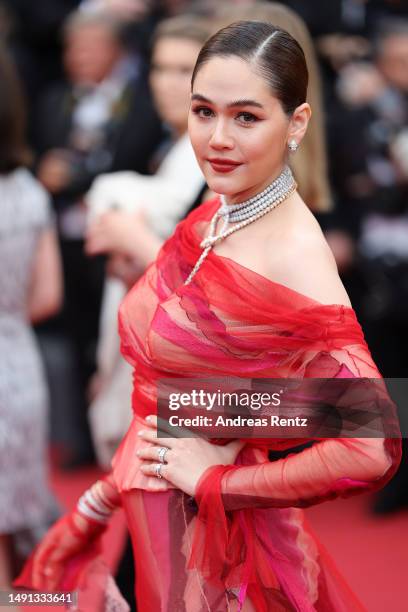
[205,176,247,196]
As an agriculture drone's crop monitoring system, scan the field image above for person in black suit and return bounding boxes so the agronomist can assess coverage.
[32,9,164,468]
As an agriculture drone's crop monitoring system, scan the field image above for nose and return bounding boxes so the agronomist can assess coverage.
[209,117,234,150]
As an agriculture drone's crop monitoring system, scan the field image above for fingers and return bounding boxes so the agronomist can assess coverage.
[32,545,57,590]
[139,462,169,481]
[136,445,172,463]
[32,542,50,589]
[143,477,170,492]
[31,522,82,589]
[137,427,176,448]
[43,563,63,591]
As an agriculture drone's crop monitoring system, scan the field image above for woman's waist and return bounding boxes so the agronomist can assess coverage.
[131,383,157,420]
[111,410,275,494]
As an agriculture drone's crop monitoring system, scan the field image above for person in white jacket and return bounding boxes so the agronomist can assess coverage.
[84,15,211,468]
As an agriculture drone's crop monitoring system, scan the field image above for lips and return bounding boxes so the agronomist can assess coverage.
[206,158,242,174]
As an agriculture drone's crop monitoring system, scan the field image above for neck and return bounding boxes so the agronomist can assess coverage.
[223,163,287,206]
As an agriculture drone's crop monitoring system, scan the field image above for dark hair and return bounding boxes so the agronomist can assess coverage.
[191,20,308,116]
[0,43,31,173]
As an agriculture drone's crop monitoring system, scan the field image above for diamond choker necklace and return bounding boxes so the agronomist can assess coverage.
[184,165,297,286]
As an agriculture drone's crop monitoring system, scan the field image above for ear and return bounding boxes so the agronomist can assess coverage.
[287,103,311,147]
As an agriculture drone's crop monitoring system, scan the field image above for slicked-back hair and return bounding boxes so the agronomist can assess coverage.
[191,20,308,116]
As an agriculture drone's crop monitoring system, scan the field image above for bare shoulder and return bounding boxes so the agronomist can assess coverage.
[266,204,352,307]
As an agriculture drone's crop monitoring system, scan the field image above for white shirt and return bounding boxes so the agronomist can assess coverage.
[86,133,205,238]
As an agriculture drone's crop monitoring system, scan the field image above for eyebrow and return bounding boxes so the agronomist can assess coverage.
[191,93,264,109]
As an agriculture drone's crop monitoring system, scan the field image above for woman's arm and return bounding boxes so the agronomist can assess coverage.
[27,227,63,323]
[15,472,121,591]
[205,437,394,512]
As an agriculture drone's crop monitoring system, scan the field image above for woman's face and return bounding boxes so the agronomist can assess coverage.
[188,56,307,203]
[150,37,203,135]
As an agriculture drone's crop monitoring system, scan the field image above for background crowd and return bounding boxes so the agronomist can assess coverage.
[0,0,407,605]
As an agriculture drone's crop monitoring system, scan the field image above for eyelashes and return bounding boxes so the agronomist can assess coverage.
[192,106,214,119]
[191,106,260,125]
[237,111,259,124]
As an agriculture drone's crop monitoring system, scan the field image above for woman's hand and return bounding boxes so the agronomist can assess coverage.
[29,513,105,590]
[137,415,245,497]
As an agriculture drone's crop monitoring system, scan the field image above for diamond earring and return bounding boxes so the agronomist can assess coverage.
[288,139,298,152]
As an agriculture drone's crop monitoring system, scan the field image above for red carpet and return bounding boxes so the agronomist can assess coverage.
[24,463,408,611]
[306,493,408,611]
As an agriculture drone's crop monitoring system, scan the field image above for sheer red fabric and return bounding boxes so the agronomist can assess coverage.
[13,475,129,611]
[15,197,402,611]
[112,197,401,610]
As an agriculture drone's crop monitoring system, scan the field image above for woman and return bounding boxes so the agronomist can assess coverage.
[84,1,334,283]
[0,44,62,591]
[16,22,401,611]
[83,4,334,472]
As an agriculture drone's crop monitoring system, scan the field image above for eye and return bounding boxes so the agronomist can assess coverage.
[236,111,259,124]
[192,106,214,119]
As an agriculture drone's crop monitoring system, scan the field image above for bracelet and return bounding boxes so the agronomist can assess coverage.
[76,480,119,525]
[84,490,111,517]
[77,496,110,524]
[93,480,117,511]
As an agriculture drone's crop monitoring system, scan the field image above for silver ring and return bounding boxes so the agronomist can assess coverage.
[158,447,169,464]
[154,463,163,479]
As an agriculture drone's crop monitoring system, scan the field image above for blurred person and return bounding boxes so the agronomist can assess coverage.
[79,0,158,61]
[0,44,62,591]
[329,18,408,513]
[375,17,408,93]
[84,13,211,468]
[331,18,408,350]
[15,22,401,611]
[80,0,152,20]
[31,9,164,468]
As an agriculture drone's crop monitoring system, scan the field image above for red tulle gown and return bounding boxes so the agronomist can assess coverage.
[16,197,402,611]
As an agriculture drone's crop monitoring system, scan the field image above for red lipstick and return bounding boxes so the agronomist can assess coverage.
[207,158,242,174]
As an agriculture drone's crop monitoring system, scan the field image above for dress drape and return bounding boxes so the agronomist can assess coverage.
[112,197,401,611]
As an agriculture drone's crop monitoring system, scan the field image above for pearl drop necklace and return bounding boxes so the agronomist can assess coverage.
[184,165,297,286]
